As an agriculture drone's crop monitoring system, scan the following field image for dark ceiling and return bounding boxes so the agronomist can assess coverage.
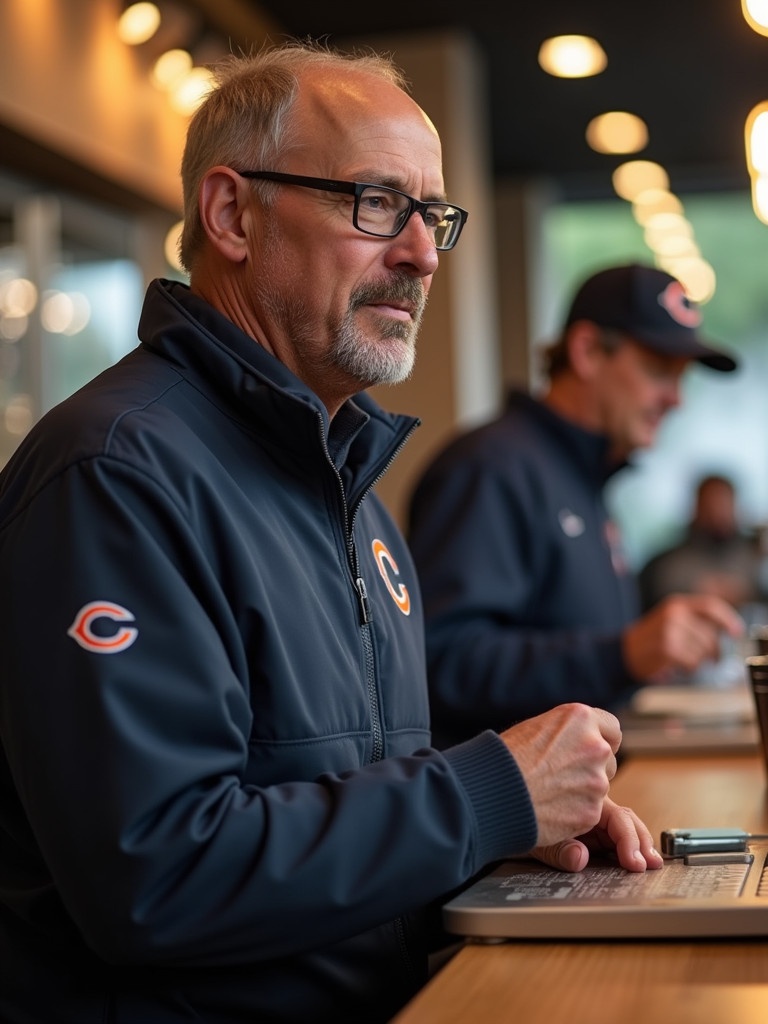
[195,0,768,200]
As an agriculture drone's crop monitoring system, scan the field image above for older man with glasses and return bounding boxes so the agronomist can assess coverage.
[0,42,661,1024]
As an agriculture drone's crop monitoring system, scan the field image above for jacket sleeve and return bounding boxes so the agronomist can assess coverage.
[408,453,634,742]
[0,454,536,967]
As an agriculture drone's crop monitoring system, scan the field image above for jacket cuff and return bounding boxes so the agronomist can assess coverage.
[441,730,538,867]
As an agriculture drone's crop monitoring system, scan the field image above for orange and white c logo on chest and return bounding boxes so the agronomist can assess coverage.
[371,538,411,616]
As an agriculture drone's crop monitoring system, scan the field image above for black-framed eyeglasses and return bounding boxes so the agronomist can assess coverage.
[236,170,468,251]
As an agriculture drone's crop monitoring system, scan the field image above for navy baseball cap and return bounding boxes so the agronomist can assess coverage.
[565,263,737,372]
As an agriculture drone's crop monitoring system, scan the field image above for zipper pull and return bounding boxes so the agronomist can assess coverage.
[355,576,372,624]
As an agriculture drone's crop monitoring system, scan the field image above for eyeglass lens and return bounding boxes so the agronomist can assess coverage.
[357,186,463,250]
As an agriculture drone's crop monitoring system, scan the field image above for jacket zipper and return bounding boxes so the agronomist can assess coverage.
[318,412,418,763]
[319,414,421,980]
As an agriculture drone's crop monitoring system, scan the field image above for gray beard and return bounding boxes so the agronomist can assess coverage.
[256,267,425,389]
[329,276,424,386]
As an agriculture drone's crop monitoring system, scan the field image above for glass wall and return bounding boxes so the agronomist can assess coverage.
[0,171,180,469]
[541,189,768,572]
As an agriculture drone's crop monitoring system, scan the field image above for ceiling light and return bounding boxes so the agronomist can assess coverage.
[586,111,648,154]
[631,188,683,225]
[612,160,669,201]
[746,103,768,174]
[170,66,214,116]
[754,175,768,225]
[538,35,607,78]
[151,48,193,90]
[117,2,161,45]
[643,212,693,240]
[745,101,768,224]
[742,0,768,36]
[656,257,716,304]
[164,221,185,272]
[648,233,700,259]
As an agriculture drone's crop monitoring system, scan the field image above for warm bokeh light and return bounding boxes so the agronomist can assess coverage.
[754,174,768,225]
[648,232,700,259]
[612,160,669,201]
[586,111,648,154]
[746,104,768,173]
[631,188,684,225]
[643,212,694,243]
[4,394,33,437]
[538,35,607,78]
[656,256,716,304]
[644,213,700,270]
[164,221,185,272]
[0,314,27,342]
[742,0,768,36]
[151,49,193,90]
[117,2,161,46]
[40,291,91,335]
[745,101,768,224]
[170,66,214,115]
[0,276,37,317]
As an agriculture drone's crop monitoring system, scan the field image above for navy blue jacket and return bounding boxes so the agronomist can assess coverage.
[408,390,642,748]
[0,280,536,1024]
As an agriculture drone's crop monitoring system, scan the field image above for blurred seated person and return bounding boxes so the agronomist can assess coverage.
[639,474,768,612]
[408,263,744,748]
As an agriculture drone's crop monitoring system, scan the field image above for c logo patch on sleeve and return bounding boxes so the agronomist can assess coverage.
[371,538,411,616]
[67,601,139,653]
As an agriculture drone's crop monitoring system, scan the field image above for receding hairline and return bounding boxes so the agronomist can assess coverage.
[209,40,410,94]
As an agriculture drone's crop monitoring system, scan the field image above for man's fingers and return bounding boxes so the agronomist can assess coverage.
[592,706,622,755]
[532,840,589,873]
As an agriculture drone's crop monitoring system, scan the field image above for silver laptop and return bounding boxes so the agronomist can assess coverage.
[443,832,768,940]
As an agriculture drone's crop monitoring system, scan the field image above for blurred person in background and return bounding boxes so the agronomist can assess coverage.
[408,263,744,748]
[639,473,768,613]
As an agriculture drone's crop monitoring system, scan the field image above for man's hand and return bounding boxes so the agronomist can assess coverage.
[623,593,744,682]
[499,703,620,848]
[532,797,664,873]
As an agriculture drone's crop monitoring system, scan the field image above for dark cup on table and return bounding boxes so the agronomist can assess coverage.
[749,625,768,656]
[746,655,768,771]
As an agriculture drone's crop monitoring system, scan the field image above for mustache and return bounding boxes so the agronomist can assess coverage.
[349,275,427,316]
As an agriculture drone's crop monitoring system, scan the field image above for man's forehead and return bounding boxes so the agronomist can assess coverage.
[296,67,437,143]
[291,69,443,188]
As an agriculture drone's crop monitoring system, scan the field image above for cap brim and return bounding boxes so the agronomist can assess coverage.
[697,350,738,373]
[634,330,738,373]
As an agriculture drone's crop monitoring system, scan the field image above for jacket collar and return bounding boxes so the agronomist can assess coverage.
[138,279,419,487]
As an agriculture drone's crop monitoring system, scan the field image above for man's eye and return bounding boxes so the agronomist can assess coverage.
[361,192,390,211]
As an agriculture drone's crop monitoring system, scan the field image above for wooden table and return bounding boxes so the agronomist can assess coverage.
[391,752,768,1024]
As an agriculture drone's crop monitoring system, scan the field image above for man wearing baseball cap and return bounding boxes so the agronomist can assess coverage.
[565,263,736,371]
[408,262,743,748]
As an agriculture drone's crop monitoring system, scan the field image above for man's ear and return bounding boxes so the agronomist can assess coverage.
[566,320,607,380]
[198,166,252,263]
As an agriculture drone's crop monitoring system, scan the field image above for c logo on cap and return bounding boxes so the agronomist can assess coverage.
[67,601,138,653]
[657,280,701,328]
[371,538,411,616]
